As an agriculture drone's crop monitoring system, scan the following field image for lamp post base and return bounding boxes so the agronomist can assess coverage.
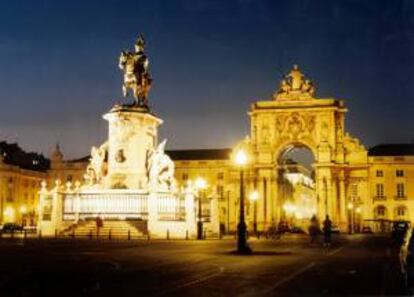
[197,221,203,240]
[237,221,251,254]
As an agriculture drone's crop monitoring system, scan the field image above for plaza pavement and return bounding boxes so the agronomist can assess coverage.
[0,233,405,296]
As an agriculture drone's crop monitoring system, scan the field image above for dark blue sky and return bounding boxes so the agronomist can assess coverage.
[0,0,413,158]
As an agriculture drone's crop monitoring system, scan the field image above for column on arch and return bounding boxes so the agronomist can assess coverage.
[256,168,273,232]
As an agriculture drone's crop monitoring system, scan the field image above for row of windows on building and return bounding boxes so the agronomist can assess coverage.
[4,178,40,188]
[375,183,406,198]
[375,169,405,177]
[375,205,407,218]
[181,172,225,181]
[4,192,36,203]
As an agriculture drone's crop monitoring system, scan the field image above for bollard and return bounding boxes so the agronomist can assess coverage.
[147,232,150,241]
[185,230,189,240]
[0,231,2,239]
[265,231,269,240]
[219,231,223,240]
[24,230,27,241]
[203,230,206,240]
[89,230,93,240]
[128,230,131,241]
[167,229,170,240]
[11,230,14,239]
[55,229,58,238]
[108,229,112,240]
[38,229,42,239]
[72,228,75,238]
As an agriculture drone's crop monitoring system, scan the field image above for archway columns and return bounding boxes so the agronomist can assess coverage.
[314,163,348,227]
[338,175,347,230]
[253,166,277,231]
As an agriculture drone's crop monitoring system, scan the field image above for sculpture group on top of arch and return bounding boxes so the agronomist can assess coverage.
[273,64,315,100]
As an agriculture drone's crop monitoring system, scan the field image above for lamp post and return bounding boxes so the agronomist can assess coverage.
[235,149,251,254]
[249,191,259,236]
[195,177,207,240]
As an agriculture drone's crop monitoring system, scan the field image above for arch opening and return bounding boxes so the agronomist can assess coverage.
[276,143,316,231]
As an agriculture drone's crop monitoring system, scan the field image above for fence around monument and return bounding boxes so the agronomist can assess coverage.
[157,192,186,221]
[62,191,187,222]
[62,191,149,220]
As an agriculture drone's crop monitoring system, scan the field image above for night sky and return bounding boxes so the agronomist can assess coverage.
[0,0,413,159]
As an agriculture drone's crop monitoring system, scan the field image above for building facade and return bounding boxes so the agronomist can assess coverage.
[0,142,48,225]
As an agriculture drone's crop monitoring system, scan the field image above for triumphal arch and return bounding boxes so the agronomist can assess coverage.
[247,65,368,230]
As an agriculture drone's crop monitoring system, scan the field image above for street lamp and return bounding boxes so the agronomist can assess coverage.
[249,191,259,236]
[234,149,251,254]
[195,177,207,240]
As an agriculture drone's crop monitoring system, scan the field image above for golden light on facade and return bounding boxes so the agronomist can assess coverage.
[294,211,303,219]
[283,202,296,213]
[19,205,27,214]
[356,207,361,213]
[249,191,259,201]
[4,206,15,221]
[347,202,354,210]
[234,149,248,166]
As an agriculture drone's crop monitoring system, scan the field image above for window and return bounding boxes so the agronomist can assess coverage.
[182,173,188,181]
[6,189,13,202]
[397,207,406,217]
[376,170,383,177]
[66,175,73,182]
[351,183,358,198]
[217,185,224,198]
[396,183,405,198]
[376,206,386,217]
[217,172,224,180]
[396,170,404,177]
[376,184,384,198]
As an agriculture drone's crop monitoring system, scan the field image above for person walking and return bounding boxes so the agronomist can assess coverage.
[323,215,332,247]
[96,214,103,237]
[309,215,319,244]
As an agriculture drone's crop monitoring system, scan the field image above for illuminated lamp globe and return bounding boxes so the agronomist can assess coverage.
[195,177,207,190]
[235,149,248,166]
[249,191,259,201]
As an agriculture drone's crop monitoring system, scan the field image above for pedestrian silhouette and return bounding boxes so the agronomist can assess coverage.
[308,215,319,244]
[323,215,332,247]
[96,214,103,236]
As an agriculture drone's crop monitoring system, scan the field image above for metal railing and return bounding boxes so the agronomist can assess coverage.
[157,193,186,221]
[63,192,149,220]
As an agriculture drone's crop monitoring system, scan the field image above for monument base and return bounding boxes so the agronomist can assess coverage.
[103,104,162,190]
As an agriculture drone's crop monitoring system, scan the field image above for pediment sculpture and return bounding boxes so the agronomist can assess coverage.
[273,65,315,100]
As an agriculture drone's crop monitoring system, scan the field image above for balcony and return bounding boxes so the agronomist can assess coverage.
[394,196,407,200]
[373,196,386,201]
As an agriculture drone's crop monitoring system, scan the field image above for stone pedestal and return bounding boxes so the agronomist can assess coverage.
[103,105,162,190]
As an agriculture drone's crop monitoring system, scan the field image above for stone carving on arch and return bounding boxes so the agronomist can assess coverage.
[273,112,317,150]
